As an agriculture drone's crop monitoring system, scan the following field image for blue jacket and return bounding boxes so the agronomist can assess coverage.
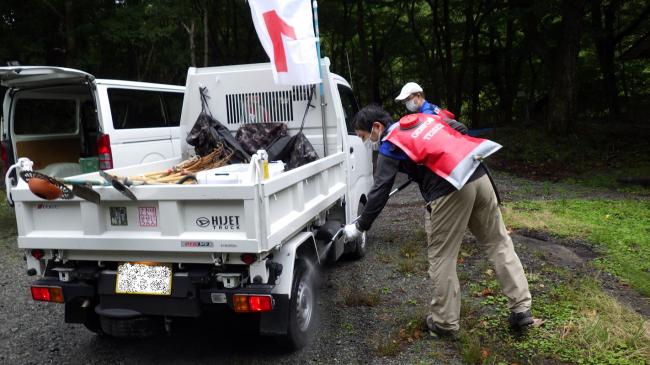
[419,100,441,115]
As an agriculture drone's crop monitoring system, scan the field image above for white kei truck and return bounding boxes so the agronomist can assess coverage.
[5,58,374,349]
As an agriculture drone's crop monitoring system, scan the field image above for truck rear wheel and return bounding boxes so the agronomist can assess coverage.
[278,259,317,349]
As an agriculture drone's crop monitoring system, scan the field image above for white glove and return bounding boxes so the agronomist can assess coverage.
[343,223,362,242]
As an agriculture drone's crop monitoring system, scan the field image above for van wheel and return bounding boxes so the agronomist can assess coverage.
[278,260,317,349]
[349,201,367,259]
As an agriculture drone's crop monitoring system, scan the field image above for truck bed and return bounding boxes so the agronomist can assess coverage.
[11,152,347,263]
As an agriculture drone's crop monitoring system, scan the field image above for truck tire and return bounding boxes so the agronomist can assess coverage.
[99,315,164,339]
[278,259,317,349]
[349,201,368,259]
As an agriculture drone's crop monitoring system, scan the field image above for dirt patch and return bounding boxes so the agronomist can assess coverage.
[514,229,599,269]
[600,272,650,319]
[513,229,650,319]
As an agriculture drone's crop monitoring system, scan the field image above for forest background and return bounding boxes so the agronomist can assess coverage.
[1,0,648,136]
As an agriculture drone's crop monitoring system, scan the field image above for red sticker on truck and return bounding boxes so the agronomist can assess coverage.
[138,207,158,227]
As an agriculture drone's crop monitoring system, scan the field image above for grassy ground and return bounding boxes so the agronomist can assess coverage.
[459,270,650,364]
[502,199,650,296]
[477,122,650,362]
[362,221,650,364]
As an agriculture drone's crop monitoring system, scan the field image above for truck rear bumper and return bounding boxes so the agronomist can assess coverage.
[32,271,290,335]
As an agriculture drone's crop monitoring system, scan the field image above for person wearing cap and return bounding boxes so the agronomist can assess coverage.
[344,105,534,339]
[395,82,443,115]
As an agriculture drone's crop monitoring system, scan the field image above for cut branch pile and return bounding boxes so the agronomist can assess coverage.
[129,144,234,184]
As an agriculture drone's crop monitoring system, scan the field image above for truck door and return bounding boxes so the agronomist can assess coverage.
[337,83,372,215]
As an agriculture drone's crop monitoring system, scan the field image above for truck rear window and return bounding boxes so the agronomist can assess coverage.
[13,98,77,135]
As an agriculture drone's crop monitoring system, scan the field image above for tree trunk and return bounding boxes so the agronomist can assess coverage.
[502,8,516,125]
[203,1,209,67]
[182,21,197,67]
[547,0,585,133]
[356,0,372,104]
[454,0,474,115]
[470,13,480,127]
[426,0,444,103]
[591,0,620,118]
[64,0,75,66]
[413,0,437,98]
[442,0,454,109]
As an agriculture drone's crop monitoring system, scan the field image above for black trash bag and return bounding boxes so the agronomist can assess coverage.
[286,132,319,169]
[235,123,288,156]
[186,87,250,163]
[266,85,318,169]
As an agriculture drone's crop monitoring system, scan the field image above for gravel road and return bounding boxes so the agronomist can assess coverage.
[0,171,645,364]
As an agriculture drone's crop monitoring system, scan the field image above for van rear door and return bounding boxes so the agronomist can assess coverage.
[0,66,93,88]
[1,67,95,177]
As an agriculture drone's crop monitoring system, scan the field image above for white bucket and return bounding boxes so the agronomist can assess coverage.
[196,162,285,184]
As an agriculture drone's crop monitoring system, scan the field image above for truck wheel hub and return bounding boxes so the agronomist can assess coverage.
[296,279,313,332]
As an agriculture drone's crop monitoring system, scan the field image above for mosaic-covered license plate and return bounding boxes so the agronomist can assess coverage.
[115,262,172,296]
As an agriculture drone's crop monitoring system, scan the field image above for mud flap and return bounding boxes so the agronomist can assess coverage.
[259,294,290,335]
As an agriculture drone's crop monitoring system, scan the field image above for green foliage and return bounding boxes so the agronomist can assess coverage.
[459,273,650,364]
[1,0,648,128]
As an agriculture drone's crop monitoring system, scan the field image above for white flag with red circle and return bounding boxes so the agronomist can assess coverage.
[249,0,321,85]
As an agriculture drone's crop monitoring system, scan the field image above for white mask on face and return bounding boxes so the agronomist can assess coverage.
[405,98,419,112]
[370,139,380,151]
[364,126,381,151]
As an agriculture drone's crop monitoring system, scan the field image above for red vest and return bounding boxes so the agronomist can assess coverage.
[385,113,501,189]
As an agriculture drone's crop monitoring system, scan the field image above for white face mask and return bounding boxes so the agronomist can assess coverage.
[364,126,381,151]
[405,98,419,112]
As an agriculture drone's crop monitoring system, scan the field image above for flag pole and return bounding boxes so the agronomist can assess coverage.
[312,0,328,156]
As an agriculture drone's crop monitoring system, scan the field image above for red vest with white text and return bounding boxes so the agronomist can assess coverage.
[385,113,501,189]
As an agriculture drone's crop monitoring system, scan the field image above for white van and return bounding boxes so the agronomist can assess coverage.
[0,66,185,178]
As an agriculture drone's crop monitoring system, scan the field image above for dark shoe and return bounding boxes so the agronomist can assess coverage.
[508,309,534,329]
[425,315,459,340]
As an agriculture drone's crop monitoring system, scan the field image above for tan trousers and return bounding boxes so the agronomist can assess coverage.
[424,174,531,331]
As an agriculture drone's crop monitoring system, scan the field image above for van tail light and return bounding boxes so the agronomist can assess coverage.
[1,141,9,175]
[97,134,113,170]
[31,286,64,303]
[233,294,273,312]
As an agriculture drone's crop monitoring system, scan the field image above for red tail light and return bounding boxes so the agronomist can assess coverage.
[248,295,273,312]
[31,249,45,260]
[240,254,257,265]
[233,294,273,312]
[0,142,9,174]
[31,286,64,303]
[97,134,113,170]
